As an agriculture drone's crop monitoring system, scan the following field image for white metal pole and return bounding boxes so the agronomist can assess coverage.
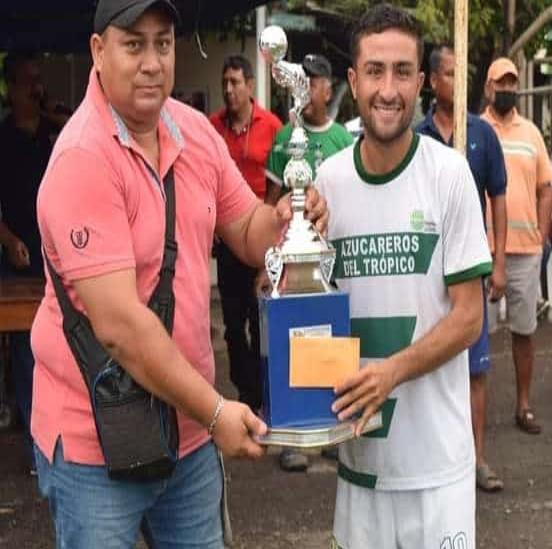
[256,6,269,108]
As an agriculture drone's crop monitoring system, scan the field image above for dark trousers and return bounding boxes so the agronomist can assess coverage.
[1,267,37,467]
[216,242,261,410]
[11,331,36,467]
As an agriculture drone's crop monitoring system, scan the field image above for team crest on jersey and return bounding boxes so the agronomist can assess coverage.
[70,227,90,249]
[410,209,424,231]
[410,209,437,233]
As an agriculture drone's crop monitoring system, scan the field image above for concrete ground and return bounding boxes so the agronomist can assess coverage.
[1,294,552,548]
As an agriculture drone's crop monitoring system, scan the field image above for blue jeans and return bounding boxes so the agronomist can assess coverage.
[35,440,224,549]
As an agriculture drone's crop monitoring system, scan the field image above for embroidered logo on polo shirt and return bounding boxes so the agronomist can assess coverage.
[70,227,90,249]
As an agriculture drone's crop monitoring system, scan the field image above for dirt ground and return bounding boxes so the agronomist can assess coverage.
[1,296,552,549]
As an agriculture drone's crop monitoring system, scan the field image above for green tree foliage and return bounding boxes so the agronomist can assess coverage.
[287,0,551,110]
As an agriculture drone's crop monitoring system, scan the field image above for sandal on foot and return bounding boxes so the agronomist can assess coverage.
[515,409,542,434]
[476,463,504,492]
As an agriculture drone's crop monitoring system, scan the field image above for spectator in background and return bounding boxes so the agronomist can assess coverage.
[482,57,552,435]
[416,45,507,492]
[209,55,282,412]
[0,51,65,473]
[266,54,353,198]
[266,53,353,473]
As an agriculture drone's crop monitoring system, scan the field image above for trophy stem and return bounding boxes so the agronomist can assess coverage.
[259,24,335,298]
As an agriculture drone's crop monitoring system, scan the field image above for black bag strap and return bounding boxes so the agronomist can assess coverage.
[153,167,177,309]
[45,167,177,332]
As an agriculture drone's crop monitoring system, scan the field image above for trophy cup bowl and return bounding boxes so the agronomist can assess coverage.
[259,27,335,298]
[259,25,288,65]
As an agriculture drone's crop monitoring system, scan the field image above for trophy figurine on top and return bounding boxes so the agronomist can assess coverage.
[257,26,382,447]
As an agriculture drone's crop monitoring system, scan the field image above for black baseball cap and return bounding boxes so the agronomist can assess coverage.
[302,54,332,79]
[94,0,180,34]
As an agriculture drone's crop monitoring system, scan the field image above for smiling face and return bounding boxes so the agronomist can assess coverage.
[348,28,424,146]
[90,6,175,129]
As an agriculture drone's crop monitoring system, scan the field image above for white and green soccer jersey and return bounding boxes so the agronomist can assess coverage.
[315,133,492,491]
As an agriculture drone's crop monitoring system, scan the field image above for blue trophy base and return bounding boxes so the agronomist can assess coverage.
[259,292,350,429]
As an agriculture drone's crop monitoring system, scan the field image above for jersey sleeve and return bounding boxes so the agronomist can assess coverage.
[37,147,136,281]
[442,155,493,285]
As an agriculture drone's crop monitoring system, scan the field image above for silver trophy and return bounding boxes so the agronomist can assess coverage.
[259,25,336,298]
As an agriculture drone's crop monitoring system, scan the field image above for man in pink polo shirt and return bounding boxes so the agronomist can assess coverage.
[482,58,552,435]
[30,1,327,547]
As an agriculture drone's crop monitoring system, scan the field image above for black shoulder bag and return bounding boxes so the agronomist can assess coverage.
[45,168,179,482]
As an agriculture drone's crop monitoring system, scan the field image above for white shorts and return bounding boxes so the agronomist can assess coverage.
[332,471,475,549]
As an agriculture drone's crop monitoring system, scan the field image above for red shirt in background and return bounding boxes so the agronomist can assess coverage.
[210,100,282,200]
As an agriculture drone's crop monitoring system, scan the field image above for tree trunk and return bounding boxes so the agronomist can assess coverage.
[509,6,552,58]
[502,0,516,54]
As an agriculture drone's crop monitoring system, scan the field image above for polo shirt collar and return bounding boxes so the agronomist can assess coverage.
[251,99,262,123]
[87,68,184,173]
[418,105,443,142]
[222,98,261,126]
[419,104,474,143]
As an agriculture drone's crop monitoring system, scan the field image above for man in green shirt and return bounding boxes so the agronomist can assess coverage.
[265,54,353,203]
[266,54,353,471]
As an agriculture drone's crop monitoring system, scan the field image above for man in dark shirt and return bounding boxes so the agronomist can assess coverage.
[0,52,63,472]
[416,45,507,492]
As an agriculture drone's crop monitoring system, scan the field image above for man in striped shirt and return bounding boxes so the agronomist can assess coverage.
[482,57,552,435]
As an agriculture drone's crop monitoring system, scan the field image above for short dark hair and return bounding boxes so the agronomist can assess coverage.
[350,3,424,68]
[222,54,254,81]
[3,51,39,84]
[429,44,454,75]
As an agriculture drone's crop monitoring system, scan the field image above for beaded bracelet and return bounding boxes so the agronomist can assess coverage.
[207,394,225,436]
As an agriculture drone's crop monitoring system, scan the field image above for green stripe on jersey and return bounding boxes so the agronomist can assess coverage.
[351,317,416,358]
[444,262,493,285]
[333,233,439,279]
[338,461,377,488]
[354,132,420,185]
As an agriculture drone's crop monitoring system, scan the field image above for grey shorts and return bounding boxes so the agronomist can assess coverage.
[505,253,542,335]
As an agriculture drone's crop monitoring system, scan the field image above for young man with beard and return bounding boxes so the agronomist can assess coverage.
[416,45,507,492]
[31,1,327,547]
[210,55,282,413]
[482,58,552,436]
[316,5,492,547]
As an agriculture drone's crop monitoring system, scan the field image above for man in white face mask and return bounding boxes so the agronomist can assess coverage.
[482,58,552,436]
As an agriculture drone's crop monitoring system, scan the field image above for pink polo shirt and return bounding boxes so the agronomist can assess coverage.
[31,69,257,465]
